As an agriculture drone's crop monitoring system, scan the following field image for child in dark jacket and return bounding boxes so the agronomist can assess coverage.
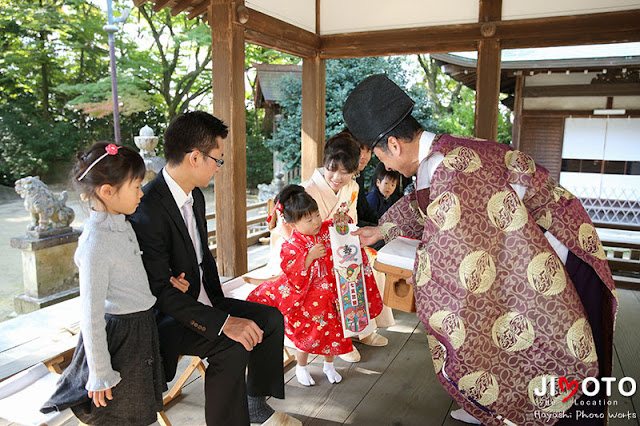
[366,163,401,218]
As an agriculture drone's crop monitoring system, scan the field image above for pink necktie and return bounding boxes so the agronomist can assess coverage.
[182,198,212,306]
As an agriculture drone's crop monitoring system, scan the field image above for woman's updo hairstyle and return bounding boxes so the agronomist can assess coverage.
[72,142,146,203]
[323,130,360,174]
[276,184,319,224]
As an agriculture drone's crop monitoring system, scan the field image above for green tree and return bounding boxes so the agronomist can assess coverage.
[60,3,213,122]
[415,54,513,144]
[265,57,438,172]
[0,0,107,184]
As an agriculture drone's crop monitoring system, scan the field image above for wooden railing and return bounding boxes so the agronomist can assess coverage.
[597,224,640,288]
[205,200,270,257]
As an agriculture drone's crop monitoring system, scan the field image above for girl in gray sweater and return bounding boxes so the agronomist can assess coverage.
[42,143,188,425]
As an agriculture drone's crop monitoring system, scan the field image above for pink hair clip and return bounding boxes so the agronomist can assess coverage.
[78,143,120,181]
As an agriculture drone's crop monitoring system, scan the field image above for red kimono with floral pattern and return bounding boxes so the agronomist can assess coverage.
[247,221,383,355]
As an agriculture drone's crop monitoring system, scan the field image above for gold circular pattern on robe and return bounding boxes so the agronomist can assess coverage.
[491,312,535,352]
[535,210,552,230]
[578,223,606,260]
[566,318,598,363]
[458,371,500,406]
[459,250,496,294]
[505,150,536,174]
[528,375,574,413]
[443,147,482,173]
[526,252,566,296]
[427,191,461,231]
[487,191,528,232]
[415,251,432,287]
[427,335,446,374]
[552,185,575,202]
[429,310,466,350]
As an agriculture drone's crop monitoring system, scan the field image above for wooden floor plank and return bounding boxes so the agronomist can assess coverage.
[612,288,640,417]
[267,310,420,425]
[4,291,638,426]
[609,345,638,425]
[344,321,455,426]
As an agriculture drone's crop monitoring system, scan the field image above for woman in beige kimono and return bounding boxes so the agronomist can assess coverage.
[302,130,392,363]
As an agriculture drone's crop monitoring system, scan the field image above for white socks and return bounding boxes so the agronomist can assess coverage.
[296,362,342,385]
[323,361,342,384]
[296,365,315,386]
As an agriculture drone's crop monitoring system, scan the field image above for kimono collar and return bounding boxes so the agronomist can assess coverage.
[418,130,437,164]
[86,209,128,232]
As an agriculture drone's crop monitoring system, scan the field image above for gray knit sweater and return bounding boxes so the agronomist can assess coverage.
[75,210,156,391]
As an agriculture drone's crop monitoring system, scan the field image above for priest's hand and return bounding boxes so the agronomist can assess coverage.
[351,226,383,246]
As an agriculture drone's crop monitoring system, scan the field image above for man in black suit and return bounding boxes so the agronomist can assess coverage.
[130,111,299,426]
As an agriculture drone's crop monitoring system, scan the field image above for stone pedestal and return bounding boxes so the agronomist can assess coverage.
[10,229,81,314]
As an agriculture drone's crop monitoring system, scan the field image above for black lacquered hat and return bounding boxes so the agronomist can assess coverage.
[342,74,415,149]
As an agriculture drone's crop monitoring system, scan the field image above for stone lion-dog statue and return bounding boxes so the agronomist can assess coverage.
[15,176,75,233]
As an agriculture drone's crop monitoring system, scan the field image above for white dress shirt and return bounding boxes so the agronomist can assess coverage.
[162,168,213,306]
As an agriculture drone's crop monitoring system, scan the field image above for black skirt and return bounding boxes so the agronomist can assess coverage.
[41,309,166,426]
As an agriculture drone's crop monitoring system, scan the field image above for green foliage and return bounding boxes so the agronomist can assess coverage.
[0,0,109,185]
[0,94,85,184]
[0,0,217,185]
[265,57,435,172]
[246,109,274,189]
[414,54,513,145]
[435,88,513,144]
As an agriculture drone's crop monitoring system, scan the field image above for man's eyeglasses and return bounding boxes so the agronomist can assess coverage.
[186,150,224,167]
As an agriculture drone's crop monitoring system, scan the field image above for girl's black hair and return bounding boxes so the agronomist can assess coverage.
[324,131,360,174]
[276,184,319,224]
[72,142,146,204]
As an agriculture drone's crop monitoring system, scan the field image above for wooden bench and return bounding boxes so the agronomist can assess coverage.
[0,276,296,425]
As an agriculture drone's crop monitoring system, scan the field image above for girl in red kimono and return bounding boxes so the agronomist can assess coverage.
[247,184,383,386]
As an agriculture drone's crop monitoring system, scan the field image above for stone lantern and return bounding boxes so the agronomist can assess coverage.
[134,125,165,184]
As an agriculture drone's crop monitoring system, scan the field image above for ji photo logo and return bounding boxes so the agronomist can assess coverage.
[534,376,637,402]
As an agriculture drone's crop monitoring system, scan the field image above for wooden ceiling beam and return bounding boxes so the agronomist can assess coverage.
[245,29,317,57]
[320,10,640,59]
[171,0,193,16]
[187,0,209,20]
[320,24,480,58]
[132,0,148,6]
[498,10,640,49]
[241,8,320,57]
[153,0,173,12]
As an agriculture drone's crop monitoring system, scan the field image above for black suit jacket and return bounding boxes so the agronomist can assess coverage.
[129,172,228,345]
[355,174,378,227]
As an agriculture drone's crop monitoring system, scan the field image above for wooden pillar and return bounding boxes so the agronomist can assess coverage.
[512,74,524,149]
[475,0,502,141]
[211,0,247,277]
[475,39,501,141]
[301,55,326,182]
